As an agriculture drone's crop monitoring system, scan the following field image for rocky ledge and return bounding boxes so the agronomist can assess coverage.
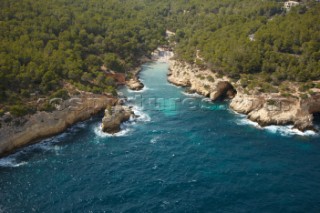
[0,94,116,157]
[230,92,320,131]
[168,60,236,101]
[126,78,144,91]
[101,105,134,134]
[169,59,320,132]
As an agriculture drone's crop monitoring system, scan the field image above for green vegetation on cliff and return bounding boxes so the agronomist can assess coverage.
[166,0,320,84]
[0,0,320,116]
[0,0,166,114]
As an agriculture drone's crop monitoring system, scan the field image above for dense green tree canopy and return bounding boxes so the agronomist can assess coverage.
[0,0,320,115]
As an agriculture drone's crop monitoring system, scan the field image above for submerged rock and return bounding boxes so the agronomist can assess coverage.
[101,105,134,134]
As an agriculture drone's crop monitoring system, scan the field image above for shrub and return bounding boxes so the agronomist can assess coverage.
[267,99,277,106]
[309,90,316,96]
[9,104,30,117]
[50,89,70,100]
[300,93,308,100]
[39,102,55,112]
[207,76,215,82]
[281,92,291,98]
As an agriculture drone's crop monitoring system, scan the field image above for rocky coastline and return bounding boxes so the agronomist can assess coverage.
[0,48,167,157]
[2,47,318,157]
[168,59,320,132]
[0,93,117,157]
[101,105,134,134]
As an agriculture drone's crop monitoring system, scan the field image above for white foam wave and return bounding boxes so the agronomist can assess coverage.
[264,125,317,137]
[236,117,318,137]
[150,136,160,144]
[182,92,203,98]
[94,123,131,138]
[0,157,28,168]
[131,105,151,122]
[167,82,182,89]
[127,85,150,93]
[235,117,261,128]
[93,105,151,138]
[202,98,212,102]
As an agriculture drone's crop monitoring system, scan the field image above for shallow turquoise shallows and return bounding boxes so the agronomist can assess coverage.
[1,62,320,213]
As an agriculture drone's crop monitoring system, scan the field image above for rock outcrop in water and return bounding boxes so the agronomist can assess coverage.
[168,59,320,132]
[101,105,134,134]
[126,78,144,91]
[0,94,116,157]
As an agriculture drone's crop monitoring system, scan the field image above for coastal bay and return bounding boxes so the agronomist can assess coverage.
[1,61,320,212]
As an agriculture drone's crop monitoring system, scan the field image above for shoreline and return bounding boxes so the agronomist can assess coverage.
[0,94,117,157]
[0,48,171,158]
[167,58,320,134]
[1,47,318,157]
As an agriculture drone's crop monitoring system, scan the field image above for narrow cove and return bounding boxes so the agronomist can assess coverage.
[0,61,320,212]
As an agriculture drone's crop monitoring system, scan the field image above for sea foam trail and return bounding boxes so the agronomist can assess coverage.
[94,123,131,138]
[131,105,151,122]
[0,157,28,168]
[127,85,150,93]
[94,105,151,138]
[264,125,318,137]
[181,92,203,98]
[235,116,318,137]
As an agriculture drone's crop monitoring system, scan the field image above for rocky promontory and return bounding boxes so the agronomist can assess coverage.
[101,105,134,134]
[0,94,116,157]
[168,59,320,132]
[126,78,144,91]
[230,92,317,131]
[168,60,236,101]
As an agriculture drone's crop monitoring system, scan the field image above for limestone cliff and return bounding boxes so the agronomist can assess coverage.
[168,60,236,101]
[230,92,316,131]
[168,59,320,132]
[0,94,116,156]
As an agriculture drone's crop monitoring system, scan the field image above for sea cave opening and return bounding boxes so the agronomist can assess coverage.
[214,81,237,101]
[313,112,320,129]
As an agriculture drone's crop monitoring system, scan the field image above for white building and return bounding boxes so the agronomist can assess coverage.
[284,1,300,10]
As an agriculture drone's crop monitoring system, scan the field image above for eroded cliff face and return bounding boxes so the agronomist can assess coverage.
[0,94,116,156]
[230,92,315,131]
[169,59,320,132]
[168,60,236,101]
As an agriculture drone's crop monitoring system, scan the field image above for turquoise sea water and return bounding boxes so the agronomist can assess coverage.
[1,62,320,212]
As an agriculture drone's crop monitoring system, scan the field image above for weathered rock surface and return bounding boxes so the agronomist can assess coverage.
[168,60,236,100]
[169,59,320,132]
[126,78,144,91]
[0,94,116,157]
[101,105,134,134]
[230,92,319,131]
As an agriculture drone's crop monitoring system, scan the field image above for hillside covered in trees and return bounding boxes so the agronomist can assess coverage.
[0,0,167,115]
[167,0,320,93]
[0,0,320,116]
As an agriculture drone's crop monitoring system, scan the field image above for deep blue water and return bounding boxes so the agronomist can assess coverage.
[1,62,320,212]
